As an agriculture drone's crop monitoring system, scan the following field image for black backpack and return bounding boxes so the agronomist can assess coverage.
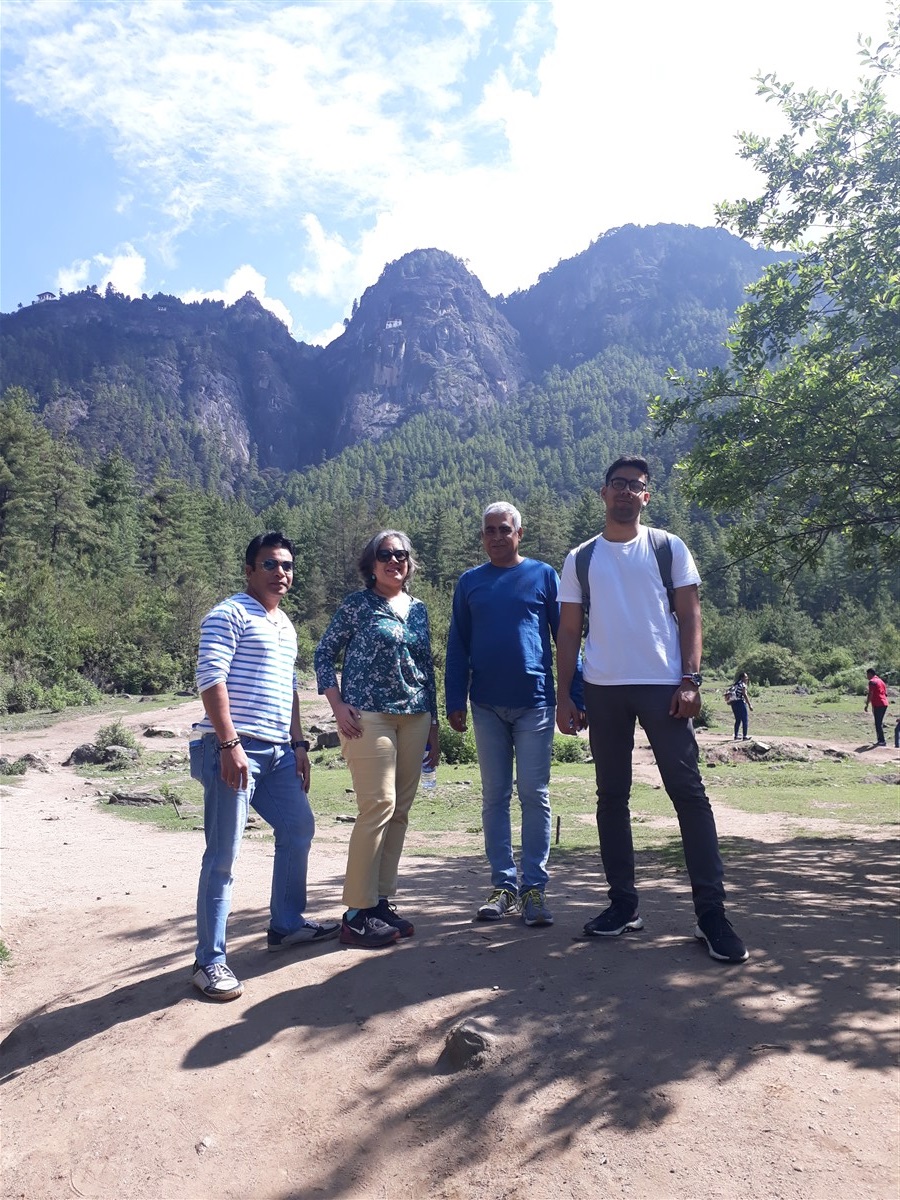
[574,528,675,632]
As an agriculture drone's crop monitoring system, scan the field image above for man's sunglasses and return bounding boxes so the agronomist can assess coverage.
[376,548,410,563]
[260,559,294,572]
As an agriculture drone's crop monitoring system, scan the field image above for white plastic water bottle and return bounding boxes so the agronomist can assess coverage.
[421,746,436,790]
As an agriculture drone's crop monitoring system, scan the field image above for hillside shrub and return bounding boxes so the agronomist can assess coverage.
[810,647,855,679]
[4,678,45,713]
[822,668,868,696]
[95,719,140,754]
[552,735,590,763]
[439,723,478,765]
[740,643,806,686]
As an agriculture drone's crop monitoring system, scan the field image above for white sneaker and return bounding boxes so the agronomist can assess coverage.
[192,960,244,1001]
[476,888,518,920]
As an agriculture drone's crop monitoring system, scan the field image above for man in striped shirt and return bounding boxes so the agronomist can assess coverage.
[190,531,338,1001]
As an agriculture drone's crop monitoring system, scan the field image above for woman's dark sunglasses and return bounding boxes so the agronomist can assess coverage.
[376,548,410,563]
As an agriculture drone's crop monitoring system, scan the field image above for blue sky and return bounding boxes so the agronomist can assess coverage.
[1,1,894,345]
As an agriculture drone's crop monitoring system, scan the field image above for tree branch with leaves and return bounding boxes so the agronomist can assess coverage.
[653,10,900,574]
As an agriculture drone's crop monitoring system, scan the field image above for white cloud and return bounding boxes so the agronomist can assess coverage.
[53,244,146,297]
[287,214,356,303]
[5,0,896,334]
[179,265,294,332]
[55,258,92,295]
[97,245,146,297]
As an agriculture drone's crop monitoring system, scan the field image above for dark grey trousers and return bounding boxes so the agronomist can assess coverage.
[584,683,726,917]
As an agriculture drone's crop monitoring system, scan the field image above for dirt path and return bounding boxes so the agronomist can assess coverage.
[1,702,898,1200]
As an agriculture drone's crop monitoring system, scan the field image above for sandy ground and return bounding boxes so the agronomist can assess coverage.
[1,698,898,1200]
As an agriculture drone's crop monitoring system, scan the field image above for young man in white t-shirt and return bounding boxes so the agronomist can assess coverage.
[556,456,748,964]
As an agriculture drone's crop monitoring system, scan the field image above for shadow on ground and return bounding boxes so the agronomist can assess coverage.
[2,834,897,1198]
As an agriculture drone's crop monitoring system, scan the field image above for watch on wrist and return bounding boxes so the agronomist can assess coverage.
[291,739,311,752]
[682,673,703,687]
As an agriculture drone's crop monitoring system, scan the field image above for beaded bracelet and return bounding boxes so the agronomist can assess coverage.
[218,736,241,750]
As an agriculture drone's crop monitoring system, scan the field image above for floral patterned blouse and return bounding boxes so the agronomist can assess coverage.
[314,589,438,720]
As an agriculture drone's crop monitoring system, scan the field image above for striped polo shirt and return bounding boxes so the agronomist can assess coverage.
[194,593,298,743]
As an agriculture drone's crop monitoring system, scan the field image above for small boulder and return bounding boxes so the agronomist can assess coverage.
[434,1020,496,1074]
[16,752,50,773]
[108,791,167,806]
[102,745,139,763]
[315,730,341,750]
[143,726,181,738]
[64,743,102,766]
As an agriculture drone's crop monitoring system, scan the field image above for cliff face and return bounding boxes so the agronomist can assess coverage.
[317,249,529,450]
[0,225,787,486]
[501,224,791,373]
[0,289,326,484]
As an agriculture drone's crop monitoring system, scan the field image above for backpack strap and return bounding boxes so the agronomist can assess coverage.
[574,535,601,618]
[647,527,676,615]
[575,528,677,630]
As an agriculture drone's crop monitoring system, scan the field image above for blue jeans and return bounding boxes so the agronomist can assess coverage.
[193,734,315,966]
[731,700,749,738]
[583,684,726,917]
[470,703,555,893]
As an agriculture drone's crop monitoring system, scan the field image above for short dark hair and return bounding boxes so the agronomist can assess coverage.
[866,668,877,678]
[245,531,294,568]
[605,455,650,486]
[358,530,418,589]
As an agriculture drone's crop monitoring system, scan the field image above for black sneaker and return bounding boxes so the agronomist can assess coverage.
[694,910,749,963]
[583,904,644,937]
[266,919,340,951]
[371,897,414,938]
[339,909,400,949]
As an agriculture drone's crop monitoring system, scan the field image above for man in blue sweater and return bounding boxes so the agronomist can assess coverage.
[446,502,584,926]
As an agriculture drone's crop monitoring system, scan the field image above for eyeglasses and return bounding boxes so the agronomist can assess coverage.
[376,548,410,563]
[608,477,648,494]
[483,524,515,536]
[260,559,294,573]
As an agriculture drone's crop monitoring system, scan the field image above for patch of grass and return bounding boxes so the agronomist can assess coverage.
[93,697,899,852]
[0,939,11,966]
[702,755,899,825]
[0,692,188,735]
[704,679,874,741]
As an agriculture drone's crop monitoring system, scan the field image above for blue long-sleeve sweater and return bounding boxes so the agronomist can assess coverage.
[445,558,583,713]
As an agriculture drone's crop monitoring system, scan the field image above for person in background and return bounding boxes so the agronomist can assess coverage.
[445,501,585,928]
[315,530,439,949]
[729,671,753,741]
[191,532,339,1003]
[555,455,748,965]
[864,668,889,747]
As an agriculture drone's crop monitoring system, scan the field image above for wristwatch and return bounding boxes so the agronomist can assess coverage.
[681,673,703,687]
[291,739,311,752]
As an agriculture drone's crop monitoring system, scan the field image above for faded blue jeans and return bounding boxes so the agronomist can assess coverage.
[470,703,555,894]
[192,734,315,967]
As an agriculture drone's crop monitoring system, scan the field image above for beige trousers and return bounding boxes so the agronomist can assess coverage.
[340,710,432,909]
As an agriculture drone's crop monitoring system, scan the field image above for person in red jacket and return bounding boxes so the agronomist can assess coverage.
[864,669,889,746]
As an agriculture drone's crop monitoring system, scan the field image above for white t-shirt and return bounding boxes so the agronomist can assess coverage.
[559,526,701,685]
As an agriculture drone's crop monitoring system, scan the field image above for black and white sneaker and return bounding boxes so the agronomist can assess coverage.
[694,910,749,963]
[267,919,340,951]
[192,960,244,1001]
[583,904,644,937]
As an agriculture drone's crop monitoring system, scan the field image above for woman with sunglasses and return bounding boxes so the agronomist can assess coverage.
[315,530,439,948]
